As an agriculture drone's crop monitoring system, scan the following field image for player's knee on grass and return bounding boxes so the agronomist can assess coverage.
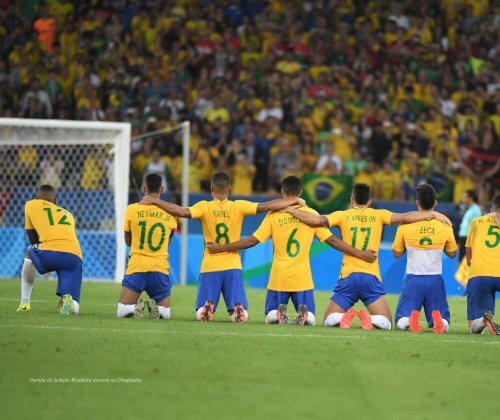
[117,303,135,318]
[371,315,392,330]
[469,318,486,334]
[158,306,170,319]
[306,311,315,326]
[396,317,410,330]
[72,300,80,315]
[266,310,278,324]
[324,313,343,327]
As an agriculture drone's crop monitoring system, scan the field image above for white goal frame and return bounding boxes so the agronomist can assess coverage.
[0,118,131,283]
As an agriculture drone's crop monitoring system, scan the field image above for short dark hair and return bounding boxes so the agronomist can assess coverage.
[466,189,478,203]
[416,183,436,210]
[352,183,371,205]
[38,184,55,194]
[492,195,500,211]
[211,172,231,192]
[281,176,302,196]
[144,173,162,193]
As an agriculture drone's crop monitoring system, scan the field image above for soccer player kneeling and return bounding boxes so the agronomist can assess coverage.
[465,195,500,335]
[206,176,376,326]
[117,174,177,320]
[392,184,457,334]
[18,185,83,315]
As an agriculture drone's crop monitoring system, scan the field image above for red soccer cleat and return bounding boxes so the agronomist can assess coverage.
[340,307,357,329]
[199,300,214,321]
[409,310,422,333]
[432,310,446,334]
[232,303,246,323]
[357,309,373,330]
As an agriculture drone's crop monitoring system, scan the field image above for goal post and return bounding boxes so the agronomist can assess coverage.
[0,118,131,283]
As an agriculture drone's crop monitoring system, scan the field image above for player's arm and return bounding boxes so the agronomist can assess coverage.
[392,226,405,258]
[283,207,329,227]
[390,211,452,226]
[124,231,131,247]
[256,197,305,213]
[140,196,192,218]
[324,235,377,263]
[393,249,405,258]
[26,229,39,245]
[206,236,259,254]
[444,248,457,259]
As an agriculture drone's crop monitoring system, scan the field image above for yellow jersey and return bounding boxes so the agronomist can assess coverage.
[124,203,177,275]
[253,206,332,292]
[327,207,393,280]
[25,199,82,259]
[393,219,457,275]
[189,199,258,273]
[465,215,500,279]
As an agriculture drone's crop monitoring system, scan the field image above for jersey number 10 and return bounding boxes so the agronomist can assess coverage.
[138,221,166,251]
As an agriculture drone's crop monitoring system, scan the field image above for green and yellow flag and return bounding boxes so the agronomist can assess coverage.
[301,173,353,213]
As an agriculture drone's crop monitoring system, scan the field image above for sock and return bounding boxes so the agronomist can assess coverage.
[371,315,392,330]
[470,317,485,334]
[231,309,249,322]
[117,303,135,318]
[396,317,410,330]
[196,307,204,319]
[72,300,80,315]
[266,310,278,324]
[442,319,450,333]
[158,306,170,319]
[21,258,36,304]
[324,313,343,327]
[305,311,316,326]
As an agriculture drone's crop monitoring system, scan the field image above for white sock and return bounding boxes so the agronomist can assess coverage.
[158,306,170,319]
[266,310,278,324]
[21,258,36,304]
[396,317,410,330]
[196,307,204,320]
[371,315,392,330]
[117,303,135,318]
[72,300,80,315]
[470,317,485,334]
[231,309,249,322]
[306,311,316,326]
[324,312,343,327]
[442,319,450,333]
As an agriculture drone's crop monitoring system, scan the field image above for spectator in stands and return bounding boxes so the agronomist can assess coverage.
[316,143,342,174]
[33,5,56,53]
[458,190,482,260]
[232,150,256,196]
[269,137,296,192]
[39,153,64,189]
[375,160,402,201]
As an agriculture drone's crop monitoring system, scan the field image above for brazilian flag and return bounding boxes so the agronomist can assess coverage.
[301,173,353,213]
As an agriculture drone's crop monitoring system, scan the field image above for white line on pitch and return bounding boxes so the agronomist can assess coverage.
[1,323,498,345]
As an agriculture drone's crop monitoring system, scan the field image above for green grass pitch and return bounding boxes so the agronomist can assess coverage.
[0,278,498,420]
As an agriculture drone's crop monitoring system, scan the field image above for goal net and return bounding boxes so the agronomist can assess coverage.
[0,118,131,282]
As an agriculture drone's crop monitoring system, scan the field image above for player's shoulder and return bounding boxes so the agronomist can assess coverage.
[299,206,319,215]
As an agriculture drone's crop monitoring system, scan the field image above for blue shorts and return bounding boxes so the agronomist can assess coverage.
[332,273,386,311]
[122,272,172,303]
[264,290,315,315]
[466,276,500,320]
[395,274,450,327]
[28,245,83,302]
[196,269,247,312]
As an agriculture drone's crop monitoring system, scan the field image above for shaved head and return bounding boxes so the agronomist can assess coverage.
[37,185,56,203]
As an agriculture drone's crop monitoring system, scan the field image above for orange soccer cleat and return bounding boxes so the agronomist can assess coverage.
[232,303,246,323]
[483,311,500,336]
[277,304,290,325]
[432,310,446,334]
[199,300,214,321]
[340,307,357,329]
[409,310,422,333]
[357,309,373,330]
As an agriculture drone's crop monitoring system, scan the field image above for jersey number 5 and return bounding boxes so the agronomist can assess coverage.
[485,225,500,248]
[43,208,71,226]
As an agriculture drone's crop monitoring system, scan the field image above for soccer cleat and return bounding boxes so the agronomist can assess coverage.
[357,310,373,330]
[277,304,290,325]
[134,299,146,319]
[409,310,422,333]
[16,303,31,313]
[432,310,446,334]
[59,294,74,316]
[340,307,357,329]
[199,300,214,321]
[293,304,308,326]
[232,303,246,323]
[147,299,160,320]
[483,311,500,336]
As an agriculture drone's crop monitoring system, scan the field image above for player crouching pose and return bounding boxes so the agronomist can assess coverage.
[466,195,500,335]
[207,176,377,326]
[117,174,177,320]
[392,184,457,334]
[18,185,83,315]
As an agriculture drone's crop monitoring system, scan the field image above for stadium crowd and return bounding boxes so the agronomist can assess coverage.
[0,0,499,204]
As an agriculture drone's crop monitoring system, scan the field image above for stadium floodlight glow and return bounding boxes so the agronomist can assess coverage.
[0,118,131,283]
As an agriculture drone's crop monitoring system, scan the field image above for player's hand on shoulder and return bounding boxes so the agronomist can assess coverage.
[279,206,295,214]
[433,211,452,227]
[297,198,306,207]
[361,249,377,263]
[140,196,158,206]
